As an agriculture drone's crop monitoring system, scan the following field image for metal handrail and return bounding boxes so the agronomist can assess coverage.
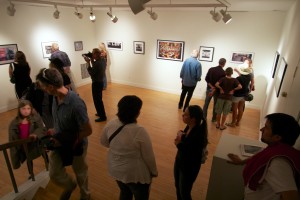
[0,138,49,193]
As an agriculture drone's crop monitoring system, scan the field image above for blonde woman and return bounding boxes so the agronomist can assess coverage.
[99,42,108,90]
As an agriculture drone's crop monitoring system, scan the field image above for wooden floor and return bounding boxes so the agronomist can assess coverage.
[0,83,261,199]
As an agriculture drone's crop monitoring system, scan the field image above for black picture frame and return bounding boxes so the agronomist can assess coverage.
[275,57,288,97]
[156,40,185,62]
[198,46,214,62]
[133,41,145,54]
[271,51,280,78]
[0,44,18,65]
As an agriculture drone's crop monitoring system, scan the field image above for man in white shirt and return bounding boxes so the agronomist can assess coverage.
[227,113,300,200]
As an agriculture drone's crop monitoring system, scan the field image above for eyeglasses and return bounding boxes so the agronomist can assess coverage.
[42,68,49,81]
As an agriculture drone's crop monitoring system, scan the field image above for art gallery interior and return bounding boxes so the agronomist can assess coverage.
[0,0,300,199]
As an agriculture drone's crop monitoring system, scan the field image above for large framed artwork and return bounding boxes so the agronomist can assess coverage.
[156,40,185,62]
[271,51,280,78]
[275,57,288,98]
[0,44,18,65]
[107,41,123,51]
[41,41,57,58]
[230,51,254,63]
[133,41,145,54]
[199,46,214,62]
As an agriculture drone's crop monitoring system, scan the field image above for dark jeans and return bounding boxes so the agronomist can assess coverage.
[179,85,196,110]
[116,181,150,200]
[174,162,200,200]
[92,81,106,118]
[203,88,218,121]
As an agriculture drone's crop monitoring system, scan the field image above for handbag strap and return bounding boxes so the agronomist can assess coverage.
[108,124,126,144]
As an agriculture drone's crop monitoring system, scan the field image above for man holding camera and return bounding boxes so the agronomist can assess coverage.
[36,68,92,200]
[84,48,107,122]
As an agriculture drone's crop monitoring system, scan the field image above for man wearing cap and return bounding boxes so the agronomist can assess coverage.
[50,43,77,92]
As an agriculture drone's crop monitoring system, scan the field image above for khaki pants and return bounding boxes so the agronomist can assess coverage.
[49,143,90,199]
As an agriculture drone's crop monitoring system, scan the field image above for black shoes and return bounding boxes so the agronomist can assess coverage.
[95,117,107,122]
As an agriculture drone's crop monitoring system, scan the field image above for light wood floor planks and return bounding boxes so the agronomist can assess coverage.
[0,83,260,199]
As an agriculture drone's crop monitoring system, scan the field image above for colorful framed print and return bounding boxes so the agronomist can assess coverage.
[156,40,185,62]
[0,44,18,65]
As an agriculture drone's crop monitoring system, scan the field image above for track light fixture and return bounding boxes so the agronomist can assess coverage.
[220,7,232,24]
[89,7,96,22]
[53,5,60,19]
[107,7,118,23]
[147,8,158,20]
[7,1,16,16]
[210,7,221,22]
[74,7,83,19]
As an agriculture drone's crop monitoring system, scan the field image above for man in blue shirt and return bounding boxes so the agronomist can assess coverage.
[178,49,202,111]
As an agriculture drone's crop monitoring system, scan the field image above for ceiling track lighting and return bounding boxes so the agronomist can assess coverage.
[89,7,96,22]
[74,7,83,19]
[220,7,232,24]
[7,1,16,16]
[107,7,118,23]
[53,5,60,19]
[147,7,158,20]
[210,7,221,22]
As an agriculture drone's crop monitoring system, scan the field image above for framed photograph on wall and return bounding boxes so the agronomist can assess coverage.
[275,57,288,97]
[199,46,214,62]
[271,51,280,78]
[41,41,57,58]
[0,44,18,65]
[107,41,123,51]
[133,41,145,54]
[156,39,185,62]
[230,51,254,63]
[74,41,83,51]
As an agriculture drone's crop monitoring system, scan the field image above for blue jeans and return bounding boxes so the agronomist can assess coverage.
[116,181,150,200]
[203,88,218,121]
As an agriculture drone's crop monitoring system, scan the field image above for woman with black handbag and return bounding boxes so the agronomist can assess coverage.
[9,51,32,99]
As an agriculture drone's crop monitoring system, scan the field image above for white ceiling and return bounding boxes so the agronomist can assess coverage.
[4,0,297,12]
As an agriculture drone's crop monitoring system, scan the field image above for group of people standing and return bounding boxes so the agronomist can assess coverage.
[179,49,254,129]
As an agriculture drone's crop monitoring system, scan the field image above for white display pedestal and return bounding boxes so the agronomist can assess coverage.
[206,133,266,200]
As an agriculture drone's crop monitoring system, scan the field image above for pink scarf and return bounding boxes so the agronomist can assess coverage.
[243,142,300,190]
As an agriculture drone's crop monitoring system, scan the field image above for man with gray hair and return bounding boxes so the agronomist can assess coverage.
[50,43,77,92]
[178,49,202,111]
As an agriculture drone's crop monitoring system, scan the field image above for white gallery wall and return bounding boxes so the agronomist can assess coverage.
[0,1,298,120]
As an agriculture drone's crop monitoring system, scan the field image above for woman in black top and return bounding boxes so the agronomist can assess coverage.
[9,51,32,99]
[174,105,208,200]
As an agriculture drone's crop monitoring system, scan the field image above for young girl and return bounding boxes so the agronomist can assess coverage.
[8,100,46,174]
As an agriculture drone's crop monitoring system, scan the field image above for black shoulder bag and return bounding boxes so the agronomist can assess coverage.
[108,124,126,144]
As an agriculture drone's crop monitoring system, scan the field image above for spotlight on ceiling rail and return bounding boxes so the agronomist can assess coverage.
[107,7,118,23]
[147,8,157,20]
[90,7,96,22]
[220,7,232,24]
[7,2,16,16]
[53,5,60,19]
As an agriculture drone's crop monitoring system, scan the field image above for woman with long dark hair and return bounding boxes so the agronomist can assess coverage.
[174,105,208,200]
[9,51,32,99]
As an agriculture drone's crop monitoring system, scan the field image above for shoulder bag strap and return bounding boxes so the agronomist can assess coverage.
[108,124,126,144]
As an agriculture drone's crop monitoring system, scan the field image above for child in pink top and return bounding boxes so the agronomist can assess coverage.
[8,100,46,173]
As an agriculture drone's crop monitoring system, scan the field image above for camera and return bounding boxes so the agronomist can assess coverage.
[40,135,56,150]
[82,52,93,58]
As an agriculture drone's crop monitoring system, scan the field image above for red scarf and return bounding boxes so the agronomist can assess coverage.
[243,142,300,190]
